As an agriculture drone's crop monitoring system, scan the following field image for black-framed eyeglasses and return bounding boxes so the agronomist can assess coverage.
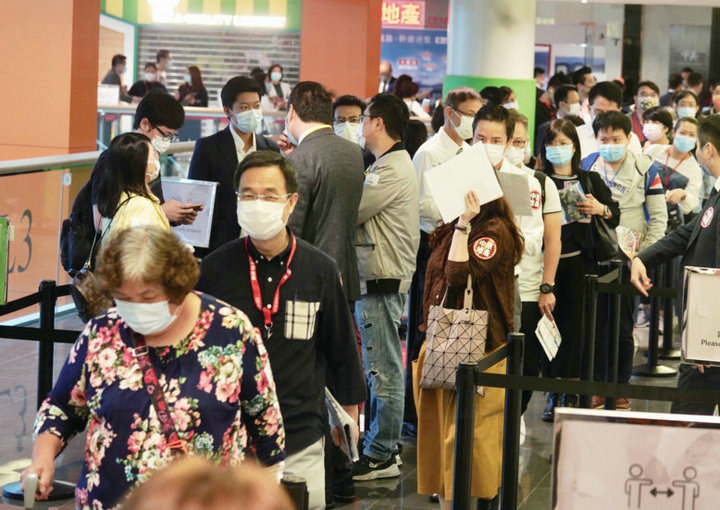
[153,125,179,143]
[452,107,476,118]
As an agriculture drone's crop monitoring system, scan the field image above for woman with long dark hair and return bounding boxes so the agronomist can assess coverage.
[538,119,620,421]
[177,65,208,107]
[413,191,524,509]
[96,132,170,242]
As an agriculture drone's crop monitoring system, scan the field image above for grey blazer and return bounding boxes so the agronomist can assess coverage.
[287,127,365,301]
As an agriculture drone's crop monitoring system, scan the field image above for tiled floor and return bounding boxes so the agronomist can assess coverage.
[0,313,683,509]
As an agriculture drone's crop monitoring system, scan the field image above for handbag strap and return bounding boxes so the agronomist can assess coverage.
[461,275,474,322]
[83,196,133,270]
[132,333,188,455]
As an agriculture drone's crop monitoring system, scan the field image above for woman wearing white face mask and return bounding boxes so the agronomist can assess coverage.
[645,116,703,218]
[96,133,170,244]
[641,106,673,149]
[23,226,286,509]
[265,63,291,111]
[128,62,168,101]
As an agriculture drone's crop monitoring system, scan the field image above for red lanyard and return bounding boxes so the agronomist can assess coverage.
[245,234,297,338]
[662,149,690,188]
[132,334,188,456]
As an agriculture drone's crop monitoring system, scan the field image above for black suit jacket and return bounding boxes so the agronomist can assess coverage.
[639,188,720,270]
[188,127,280,254]
[286,127,365,301]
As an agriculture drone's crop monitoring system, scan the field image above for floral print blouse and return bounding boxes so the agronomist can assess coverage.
[33,292,285,510]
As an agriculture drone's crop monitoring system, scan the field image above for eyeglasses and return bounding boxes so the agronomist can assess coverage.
[236,192,291,203]
[359,114,378,123]
[154,125,179,143]
[452,107,476,118]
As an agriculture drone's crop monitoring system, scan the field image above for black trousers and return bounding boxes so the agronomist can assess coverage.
[548,254,593,379]
[520,301,544,414]
[671,364,720,415]
[404,230,431,428]
[594,263,635,384]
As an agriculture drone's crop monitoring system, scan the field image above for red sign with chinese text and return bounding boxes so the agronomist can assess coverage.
[382,1,425,29]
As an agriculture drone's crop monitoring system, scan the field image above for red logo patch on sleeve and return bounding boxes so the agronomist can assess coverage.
[473,237,497,260]
[530,190,542,209]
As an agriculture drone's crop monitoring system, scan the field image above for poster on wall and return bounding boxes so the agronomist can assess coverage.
[380,0,448,100]
[669,25,711,81]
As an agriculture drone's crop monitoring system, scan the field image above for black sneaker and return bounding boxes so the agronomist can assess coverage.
[352,454,400,481]
[541,393,557,422]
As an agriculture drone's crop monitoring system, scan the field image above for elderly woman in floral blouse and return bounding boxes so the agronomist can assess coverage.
[22,226,285,510]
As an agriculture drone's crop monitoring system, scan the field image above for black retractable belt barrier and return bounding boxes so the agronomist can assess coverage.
[451,335,523,510]
[1,280,79,503]
[579,275,598,409]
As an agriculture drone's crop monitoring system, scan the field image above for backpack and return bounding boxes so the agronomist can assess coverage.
[60,180,97,277]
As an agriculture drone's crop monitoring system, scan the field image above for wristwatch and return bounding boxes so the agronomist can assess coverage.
[455,223,471,234]
[539,283,555,294]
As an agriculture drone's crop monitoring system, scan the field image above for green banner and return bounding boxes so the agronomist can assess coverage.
[0,217,9,305]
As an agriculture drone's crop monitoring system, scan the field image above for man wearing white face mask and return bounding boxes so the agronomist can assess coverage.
[197,151,366,510]
[332,95,365,144]
[535,84,581,156]
[88,92,197,241]
[283,81,365,304]
[630,81,661,143]
[128,62,167,101]
[188,76,280,255]
[582,111,667,408]
[473,105,545,332]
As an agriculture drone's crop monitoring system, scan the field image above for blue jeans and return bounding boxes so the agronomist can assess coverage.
[355,292,406,461]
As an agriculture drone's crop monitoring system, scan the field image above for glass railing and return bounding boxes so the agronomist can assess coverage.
[0,142,195,315]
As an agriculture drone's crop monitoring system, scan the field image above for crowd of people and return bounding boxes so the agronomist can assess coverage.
[24,58,720,510]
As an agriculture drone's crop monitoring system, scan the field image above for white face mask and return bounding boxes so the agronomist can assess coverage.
[355,123,367,149]
[567,103,581,116]
[152,136,171,154]
[642,123,664,142]
[145,72,157,82]
[237,199,288,240]
[334,122,360,144]
[233,109,263,134]
[452,112,474,140]
[146,158,161,181]
[183,74,191,83]
[502,101,519,110]
[505,146,525,166]
[484,143,506,167]
[115,299,177,336]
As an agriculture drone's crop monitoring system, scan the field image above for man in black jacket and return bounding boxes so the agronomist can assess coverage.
[188,76,280,255]
[631,114,720,415]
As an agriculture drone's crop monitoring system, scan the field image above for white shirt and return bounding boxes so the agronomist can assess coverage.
[516,165,562,301]
[499,160,545,281]
[230,126,257,163]
[645,144,703,214]
[412,127,468,233]
[404,99,430,119]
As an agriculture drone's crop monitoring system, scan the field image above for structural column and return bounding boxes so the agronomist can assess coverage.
[299,0,383,99]
[445,0,537,135]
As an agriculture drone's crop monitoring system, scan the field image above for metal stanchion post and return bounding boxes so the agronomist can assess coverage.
[605,262,623,410]
[632,269,677,378]
[501,333,524,510]
[37,280,56,409]
[579,275,598,409]
[659,259,681,360]
[452,363,477,510]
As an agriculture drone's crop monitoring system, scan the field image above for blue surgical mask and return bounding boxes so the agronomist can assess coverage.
[233,109,263,134]
[545,145,574,166]
[271,71,282,82]
[183,74,191,83]
[677,106,697,119]
[598,143,627,163]
[673,134,696,153]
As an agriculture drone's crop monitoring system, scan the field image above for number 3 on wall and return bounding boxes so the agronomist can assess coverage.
[8,209,32,274]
